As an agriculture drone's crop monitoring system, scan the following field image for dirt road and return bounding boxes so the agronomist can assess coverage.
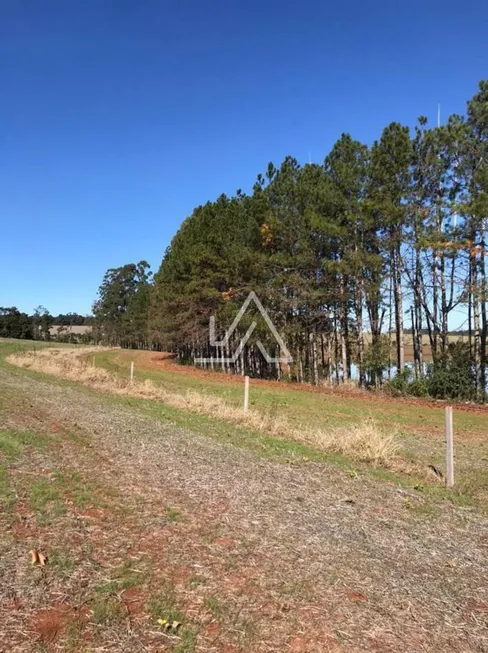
[1,365,488,652]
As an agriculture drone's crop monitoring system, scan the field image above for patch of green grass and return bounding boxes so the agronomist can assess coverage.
[91,598,125,624]
[175,628,197,652]
[164,506,181,523]
[49,549,77,578]
[456,468,488,497]
[53,470,98,509]
[29,478,63,511]
[28,476,70,524]
[409,501,436,517]
[94,560,143,597]
[148,583,184,624]
[0,464,14,507]
[204,595,226,617]
[24,467,103,525]
[0,428,47,459]
[0,431,24,458]
[64,618,84,652]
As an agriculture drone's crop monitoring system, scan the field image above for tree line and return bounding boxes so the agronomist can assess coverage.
[92,81,488,401]
[0,307,93,342]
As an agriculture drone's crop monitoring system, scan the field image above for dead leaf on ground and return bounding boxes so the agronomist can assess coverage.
[347,591,366,601]
[29,549,48,567]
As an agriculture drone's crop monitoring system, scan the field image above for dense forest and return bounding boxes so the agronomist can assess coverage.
[33,81,488,401]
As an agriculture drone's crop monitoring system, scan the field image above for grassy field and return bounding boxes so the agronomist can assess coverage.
[4,342,488,508]
[90,349,488,508]
[95,349,487,433]
[2,339,488,651]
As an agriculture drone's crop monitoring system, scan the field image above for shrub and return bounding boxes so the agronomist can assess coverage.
[386,367,413,395]
[407,378,428,397]
[425,342,477,401]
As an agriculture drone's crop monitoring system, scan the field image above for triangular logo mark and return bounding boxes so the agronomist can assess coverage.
[195,291,293,364]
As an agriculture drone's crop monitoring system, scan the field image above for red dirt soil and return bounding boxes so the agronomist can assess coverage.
[121,587,146,615]
[30,603,77,643]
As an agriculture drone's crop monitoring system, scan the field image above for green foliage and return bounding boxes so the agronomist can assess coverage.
[93,261,152,347]
[0,308,92,343]
[363,336,391,385]
[385,368,429,397]
[80,78,488,400]
[32,306,53,340]
[0,307,33,339]
[386,367,413,395]
[426,342,477,401]
[407,378,428,397]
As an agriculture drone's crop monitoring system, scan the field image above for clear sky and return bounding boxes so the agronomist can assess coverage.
[1,0,487,316]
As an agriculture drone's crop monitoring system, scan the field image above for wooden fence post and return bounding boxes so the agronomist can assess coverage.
[130,362,134,384]
[244,375,250,411]
[445,405,454,488]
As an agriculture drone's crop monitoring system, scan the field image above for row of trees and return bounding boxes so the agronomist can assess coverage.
[93,81,488,400]
[0,307,92,342]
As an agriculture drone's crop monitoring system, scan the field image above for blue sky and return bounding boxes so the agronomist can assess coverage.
[1,0,487,316]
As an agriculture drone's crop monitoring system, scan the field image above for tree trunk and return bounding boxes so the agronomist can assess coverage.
[311,331,319,386]
[472,248,482,397]
[479,220,487,399]
[356,281,365,386]
[414,247,424,378]
[393,246,405,372]
[339,274,349,382]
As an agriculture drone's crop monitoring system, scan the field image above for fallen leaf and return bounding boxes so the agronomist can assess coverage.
[29,549,48,567]
[347,591,366,601]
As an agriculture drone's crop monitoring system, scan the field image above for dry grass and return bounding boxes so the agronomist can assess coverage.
[8,348,398,466]
[323,418,398,464]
